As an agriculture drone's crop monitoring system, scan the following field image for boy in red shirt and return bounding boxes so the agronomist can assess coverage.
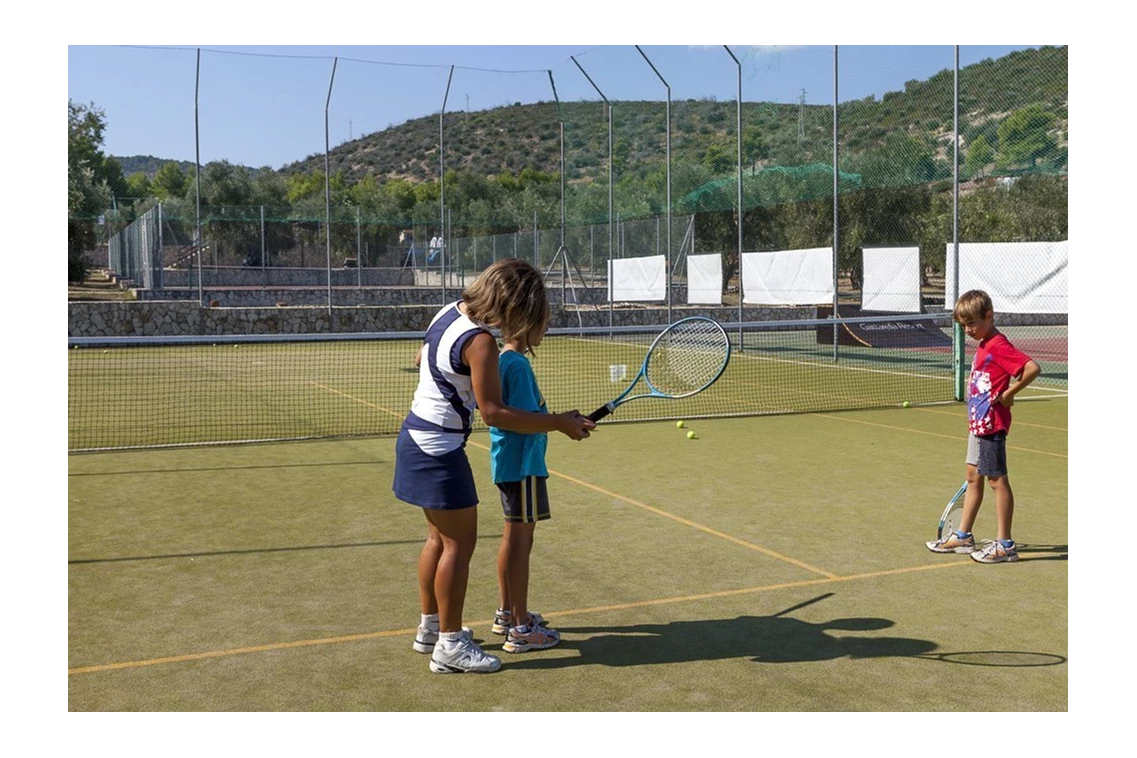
[926,290,1041,563]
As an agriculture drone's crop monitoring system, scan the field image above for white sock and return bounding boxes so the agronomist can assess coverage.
[439,630,464,649]
[421,613,439,629]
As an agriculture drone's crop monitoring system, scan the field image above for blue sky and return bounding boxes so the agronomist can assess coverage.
[67,45,1040,171]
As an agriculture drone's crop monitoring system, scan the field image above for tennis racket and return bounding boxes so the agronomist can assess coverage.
[936,482,969,539]
[587,316,731,422]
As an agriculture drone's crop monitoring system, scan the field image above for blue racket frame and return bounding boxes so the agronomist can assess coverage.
[937,482,969,539]
[587,316,731,422]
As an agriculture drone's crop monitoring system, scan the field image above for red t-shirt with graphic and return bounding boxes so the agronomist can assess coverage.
[967,331,1031,436]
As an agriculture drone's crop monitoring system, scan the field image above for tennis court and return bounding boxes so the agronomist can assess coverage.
[68,379,1067,710]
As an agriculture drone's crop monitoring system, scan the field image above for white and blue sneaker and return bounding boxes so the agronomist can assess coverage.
[970,539,1020,564]
[492,609,547,636]
[429,630,501,674]
[413,624,473,654]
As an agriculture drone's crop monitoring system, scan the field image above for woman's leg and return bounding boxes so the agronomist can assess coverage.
[423,506,479,632]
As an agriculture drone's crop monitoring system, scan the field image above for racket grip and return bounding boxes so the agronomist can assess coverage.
[587,405,612,422]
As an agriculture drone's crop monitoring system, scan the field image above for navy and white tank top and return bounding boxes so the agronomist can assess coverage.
[402,302,490,456]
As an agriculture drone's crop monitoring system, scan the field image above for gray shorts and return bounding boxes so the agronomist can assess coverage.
[966,432,1008,478]
[497,476,551,524]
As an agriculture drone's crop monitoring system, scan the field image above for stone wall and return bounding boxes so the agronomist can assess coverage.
[68,300,819,338]
[68,290,1065,339]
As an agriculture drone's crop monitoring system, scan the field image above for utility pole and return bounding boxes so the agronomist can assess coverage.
[349,119,353,141]
[798,89,807,142]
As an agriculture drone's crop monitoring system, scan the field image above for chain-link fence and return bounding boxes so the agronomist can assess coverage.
[77,45,1067,390]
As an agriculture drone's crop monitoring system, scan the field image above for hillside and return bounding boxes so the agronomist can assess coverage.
[110,46,1066,186]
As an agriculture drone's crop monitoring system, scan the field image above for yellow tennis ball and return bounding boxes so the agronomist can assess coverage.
[676,420,685,428]
[686,430,696,440]
[902,401,911,408]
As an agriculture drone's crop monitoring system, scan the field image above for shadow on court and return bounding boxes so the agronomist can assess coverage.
[1015,543,1068,562]
[504,613,938,669]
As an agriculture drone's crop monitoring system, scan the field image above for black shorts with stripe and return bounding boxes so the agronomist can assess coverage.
[497,477,551,523]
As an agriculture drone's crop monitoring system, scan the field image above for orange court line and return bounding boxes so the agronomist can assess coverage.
[463,438,840,580]
[309,382,406,420]
[68,560,975,676]
[815,414,1068,459]
[912,406,1068,433]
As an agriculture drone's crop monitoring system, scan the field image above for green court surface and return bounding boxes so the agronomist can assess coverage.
[68,392,1067,711]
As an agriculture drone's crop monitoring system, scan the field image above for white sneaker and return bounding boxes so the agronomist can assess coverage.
[492,609,547,635]
[413,624,473,654]
[429,631,502,674]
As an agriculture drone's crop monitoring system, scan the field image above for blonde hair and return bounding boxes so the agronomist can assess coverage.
[953,289,994,325]
[462,258,549,352]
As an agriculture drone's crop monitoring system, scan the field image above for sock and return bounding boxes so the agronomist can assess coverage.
[439,630,464,649]
[998,538,1015,548]
[954,530,972,538]
[421,613,439,630]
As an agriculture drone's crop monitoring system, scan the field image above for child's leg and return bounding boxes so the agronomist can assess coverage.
[423,506,479,632]
[503,520,537,624]
[988,475,1014,542]
[496,531,510,616]
[494,477,549,630]
[978,431,1013,542]
[959,464,984,534]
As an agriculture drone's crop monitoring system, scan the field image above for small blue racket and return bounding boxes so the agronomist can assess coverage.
[587,317,731,422]
[937,482,969,539]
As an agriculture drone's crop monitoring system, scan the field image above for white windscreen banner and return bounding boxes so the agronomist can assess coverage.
[686,254,722,304]
[862,246,921,313]
[741,247,834,305]
[944,241,1068,314]
[608,254,666,301]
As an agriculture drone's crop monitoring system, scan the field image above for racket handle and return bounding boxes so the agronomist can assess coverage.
[587,405,612,422]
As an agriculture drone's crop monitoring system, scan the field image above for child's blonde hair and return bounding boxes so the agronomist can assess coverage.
[953,289,994,325]
[462,258,549,352]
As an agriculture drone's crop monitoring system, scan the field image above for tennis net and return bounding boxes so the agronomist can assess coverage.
[68,313,959,452]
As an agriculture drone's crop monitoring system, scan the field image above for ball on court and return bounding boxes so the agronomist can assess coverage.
[676,420,686,428]
[902,401,911,408]
[686,430,696,440]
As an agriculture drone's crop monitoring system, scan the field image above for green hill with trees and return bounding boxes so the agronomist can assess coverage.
[71,46,1066,285]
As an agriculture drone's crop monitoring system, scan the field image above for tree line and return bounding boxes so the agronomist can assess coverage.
[69,97,1066,285]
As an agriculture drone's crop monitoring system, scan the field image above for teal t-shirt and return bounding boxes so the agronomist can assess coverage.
[489,350,548,482]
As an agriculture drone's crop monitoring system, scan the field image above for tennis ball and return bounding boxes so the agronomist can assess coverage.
[686,430,696,440]
[676,420,686,428]
[902,401,911,408]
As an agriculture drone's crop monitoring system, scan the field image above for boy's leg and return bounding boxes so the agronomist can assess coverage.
[494,478,554,641]
[980,432,1013,542]
[989,475,1014,542]
[496,532,511,621]
[493,481,519,633]
[970,432,1019,563]
[959,464,984,534]
[926,436,980,553]
[959,433,984,533]
[504,520,536,624]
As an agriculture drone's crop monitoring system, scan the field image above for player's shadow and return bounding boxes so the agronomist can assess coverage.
[503,613,937,670]
[1015,543,1068,562]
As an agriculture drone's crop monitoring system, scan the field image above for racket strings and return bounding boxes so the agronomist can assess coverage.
[645,321,729,397]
